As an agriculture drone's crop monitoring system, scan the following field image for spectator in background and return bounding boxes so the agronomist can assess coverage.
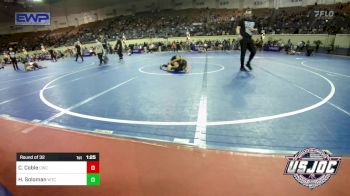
[102,37,109,53]
[22,47,28,58]
[285,39,293,54]
[176,41,181,52]
[305,41,313,56]
[296,41,306,52]
[2,52,9,64]
[108,43,113,54]
[40,44,46,53]
[314,40,322,52]
[128,44,134,56]
[48,48,57,62]
[3,4,350,51]
[0,56,4,69]
[8,48,19,71]
[74,40,84,62]
[171,41,176,52]
[95,40,106,65]
[122,33,127,46]
[114,37,123,61]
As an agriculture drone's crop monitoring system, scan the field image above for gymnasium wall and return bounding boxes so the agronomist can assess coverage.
[123,34,349,49]
[36,34,348,56]
[334,34,350,48]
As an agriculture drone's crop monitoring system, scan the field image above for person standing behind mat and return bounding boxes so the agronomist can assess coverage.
[236,9,257,72]
[8,48,19,71]
[114,37,123,61]
[49,48,57,62]
[74,40,84,62]
[95,40,106,65]
[0,56,4,69]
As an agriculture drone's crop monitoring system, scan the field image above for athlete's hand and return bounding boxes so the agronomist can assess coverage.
[237,35,243,40]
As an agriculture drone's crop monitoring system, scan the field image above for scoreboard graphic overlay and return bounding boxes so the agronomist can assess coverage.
[16,153,100,186]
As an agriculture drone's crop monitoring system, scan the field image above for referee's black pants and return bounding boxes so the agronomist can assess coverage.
[75,52,84,62]
[117,50,123,60]
[240,37,256,68]
[97,53,104,64]
[10,57,19,70]
[51,54,57,62]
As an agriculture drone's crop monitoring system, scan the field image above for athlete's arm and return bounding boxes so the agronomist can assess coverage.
[252,21,259,33]
[236,26,242,40]
[251,27,258,33]
[170,56,181,64]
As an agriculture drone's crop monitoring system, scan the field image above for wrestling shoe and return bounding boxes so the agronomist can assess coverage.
[246,63,252,71]
[240,66,248,72]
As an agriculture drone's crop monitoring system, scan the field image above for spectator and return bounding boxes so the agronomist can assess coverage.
[0,56,4,69]
[8,48,19,71]
[95,40,106,65]
[114,37,123,60]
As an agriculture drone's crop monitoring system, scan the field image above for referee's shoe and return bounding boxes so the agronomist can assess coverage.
[240,66,248,72]
[246,63,253,70]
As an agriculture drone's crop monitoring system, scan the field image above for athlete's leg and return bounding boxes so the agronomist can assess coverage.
[15,60,19,70]
[97,53,103,64]
[118,51,123,60]
[80,52,84,61]
[246,39,256,70]
[12,60,16,70]
[240,39,248,71]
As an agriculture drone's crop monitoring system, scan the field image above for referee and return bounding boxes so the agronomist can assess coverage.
[236,10,258,71]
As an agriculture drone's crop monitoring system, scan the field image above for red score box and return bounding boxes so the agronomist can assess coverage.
[87,161,99,173]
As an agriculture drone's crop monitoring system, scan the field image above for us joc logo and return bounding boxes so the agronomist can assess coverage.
[284,148,341,189]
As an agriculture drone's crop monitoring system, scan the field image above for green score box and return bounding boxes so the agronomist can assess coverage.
[87,174,100,186]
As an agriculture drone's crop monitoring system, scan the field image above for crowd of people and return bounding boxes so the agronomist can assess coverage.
[1,2,349,52]
[0,34,325,71]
